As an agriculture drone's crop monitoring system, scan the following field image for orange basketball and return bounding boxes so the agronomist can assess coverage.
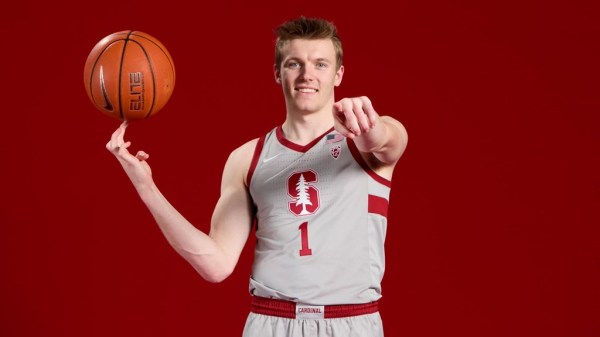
[83,31,175,121]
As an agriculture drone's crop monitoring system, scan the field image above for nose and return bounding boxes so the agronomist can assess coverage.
[298,66,315,82]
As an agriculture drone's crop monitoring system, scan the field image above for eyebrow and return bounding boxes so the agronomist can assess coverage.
[285,57,332,63]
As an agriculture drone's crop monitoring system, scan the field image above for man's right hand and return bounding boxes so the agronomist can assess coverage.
[106,122,154,192]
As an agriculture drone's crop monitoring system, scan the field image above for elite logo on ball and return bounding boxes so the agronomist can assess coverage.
[129,72,145,111]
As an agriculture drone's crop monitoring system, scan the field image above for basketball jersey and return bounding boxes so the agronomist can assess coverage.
[246,126,392,305]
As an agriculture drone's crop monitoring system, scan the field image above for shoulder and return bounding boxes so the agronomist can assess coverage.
[222,138,261,187]
[230,138,260,159]
[226,138,260,167]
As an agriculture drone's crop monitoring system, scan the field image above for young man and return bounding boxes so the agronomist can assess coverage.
[107,17,407,337]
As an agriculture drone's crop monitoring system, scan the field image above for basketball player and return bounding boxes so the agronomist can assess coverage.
[107,17,408,336]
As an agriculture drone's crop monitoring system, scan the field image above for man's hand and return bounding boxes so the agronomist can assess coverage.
[333,96,378,139]
[106,122,153,191]
[334,96,407,166]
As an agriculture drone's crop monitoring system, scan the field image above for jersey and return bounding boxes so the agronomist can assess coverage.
[246,126,392,305]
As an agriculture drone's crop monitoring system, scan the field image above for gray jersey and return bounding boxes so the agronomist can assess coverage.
[247,126,391,305]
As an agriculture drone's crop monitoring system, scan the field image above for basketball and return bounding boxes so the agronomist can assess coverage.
[83,31,176,121]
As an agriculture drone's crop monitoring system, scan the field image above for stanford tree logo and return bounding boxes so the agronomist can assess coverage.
[287,170,320,216]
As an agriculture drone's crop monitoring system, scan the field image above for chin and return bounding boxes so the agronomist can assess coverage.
[293,101,320,113]
[294,105,319,114]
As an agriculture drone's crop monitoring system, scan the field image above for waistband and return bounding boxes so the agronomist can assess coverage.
[250,296,379,319]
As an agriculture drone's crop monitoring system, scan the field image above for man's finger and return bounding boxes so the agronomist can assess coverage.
[335,121,356,139]
[136,151,149,161]
[341,99,361,136]
[354,106,371,132]
[117,121,128,145]
[360,97,378,128]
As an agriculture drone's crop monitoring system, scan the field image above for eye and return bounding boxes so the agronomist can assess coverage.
[286,61,300,68]
[316,62,327,68]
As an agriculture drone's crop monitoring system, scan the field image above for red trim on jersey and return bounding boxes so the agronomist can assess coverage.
[347,139,392,187]
[276,126,335,153]
[368,194,389,218]
[246,135,266,187]
[250,296,379,319]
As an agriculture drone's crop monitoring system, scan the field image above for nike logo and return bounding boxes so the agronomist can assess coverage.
[263,154,280,163]
[99,65,114,111]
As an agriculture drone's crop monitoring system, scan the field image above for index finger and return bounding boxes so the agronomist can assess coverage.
[107,121,128,151]
[117,121,128,144]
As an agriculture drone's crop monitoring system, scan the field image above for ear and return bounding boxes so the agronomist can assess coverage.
[274,64,281,84]
[334,65,344,87]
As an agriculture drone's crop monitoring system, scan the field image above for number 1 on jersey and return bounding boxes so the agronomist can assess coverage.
[299,222,312,256]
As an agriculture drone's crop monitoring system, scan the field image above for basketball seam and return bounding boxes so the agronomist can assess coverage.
[129,32,175,119]
[116,31,135,120]
[130,32,176,87]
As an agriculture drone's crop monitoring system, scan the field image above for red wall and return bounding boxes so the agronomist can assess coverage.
[1,1,598,336]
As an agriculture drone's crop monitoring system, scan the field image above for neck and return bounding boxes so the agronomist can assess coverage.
[281,110,334,145]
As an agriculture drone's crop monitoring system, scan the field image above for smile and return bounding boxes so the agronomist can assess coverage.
[296,88,318,93]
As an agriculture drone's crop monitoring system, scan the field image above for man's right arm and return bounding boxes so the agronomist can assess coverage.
[107,122,256,283]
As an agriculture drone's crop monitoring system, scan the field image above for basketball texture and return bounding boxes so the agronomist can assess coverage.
[83,31,175,121]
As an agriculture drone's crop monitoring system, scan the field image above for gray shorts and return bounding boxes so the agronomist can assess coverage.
[242,312,384,337]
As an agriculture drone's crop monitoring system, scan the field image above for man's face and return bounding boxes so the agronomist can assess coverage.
[275,39,344,115]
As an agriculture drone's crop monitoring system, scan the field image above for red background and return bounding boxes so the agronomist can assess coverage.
[1,0,598,336]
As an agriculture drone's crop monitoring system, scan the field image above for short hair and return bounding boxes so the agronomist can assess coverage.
[274,16,343,70]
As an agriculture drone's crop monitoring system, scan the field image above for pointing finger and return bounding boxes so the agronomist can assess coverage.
[117,122,128,146]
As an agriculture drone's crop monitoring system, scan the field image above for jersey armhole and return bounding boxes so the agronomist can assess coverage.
[246,134,266,187]
[347,139,392,188]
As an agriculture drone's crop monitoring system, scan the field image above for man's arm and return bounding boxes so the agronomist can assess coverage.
[106,122,255,283]
[333,96,408,166]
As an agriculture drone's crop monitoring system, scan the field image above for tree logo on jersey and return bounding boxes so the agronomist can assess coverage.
[330,145,341,159]
[288,170,320,216]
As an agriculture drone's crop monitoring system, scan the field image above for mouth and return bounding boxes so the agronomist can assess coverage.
[295,87,318,93]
